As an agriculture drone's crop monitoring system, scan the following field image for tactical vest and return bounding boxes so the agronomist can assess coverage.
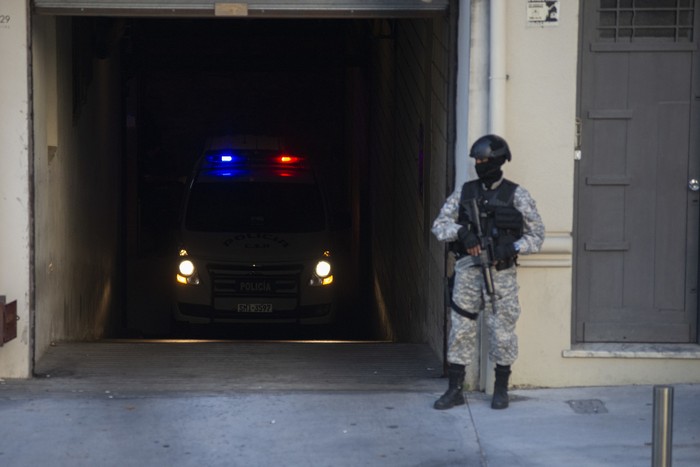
[454,179,523,268]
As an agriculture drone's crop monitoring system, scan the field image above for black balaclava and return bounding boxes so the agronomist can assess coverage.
[475,158,503,188]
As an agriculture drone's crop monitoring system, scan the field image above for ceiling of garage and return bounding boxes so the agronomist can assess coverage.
[33,0,450,18]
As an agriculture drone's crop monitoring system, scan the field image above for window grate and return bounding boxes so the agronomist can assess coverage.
[598,0,695,42]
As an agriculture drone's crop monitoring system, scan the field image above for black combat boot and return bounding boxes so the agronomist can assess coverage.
[491,364,511,409]
[434,363,466,410]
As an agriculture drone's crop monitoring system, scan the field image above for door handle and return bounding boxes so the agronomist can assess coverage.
[689,179,700,192]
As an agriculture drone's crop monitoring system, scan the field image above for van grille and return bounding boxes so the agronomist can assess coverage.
[207,263,302,298]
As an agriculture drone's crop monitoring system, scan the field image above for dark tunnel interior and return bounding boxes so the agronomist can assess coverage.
[119,18,376,341]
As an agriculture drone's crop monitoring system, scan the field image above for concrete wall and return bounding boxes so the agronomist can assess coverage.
[32,16,124,361]
[31,14,57,370]
[368,21,398,342]
[368,15,453,356]
[0,0,31,377]
[425,14,454,363]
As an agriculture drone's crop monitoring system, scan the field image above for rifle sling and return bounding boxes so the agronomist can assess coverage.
[450,296,479,320]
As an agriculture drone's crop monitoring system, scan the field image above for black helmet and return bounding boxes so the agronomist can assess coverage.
[469,134,511,162]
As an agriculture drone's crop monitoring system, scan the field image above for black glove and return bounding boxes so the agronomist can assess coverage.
[494,242,517,261]
[458,226,480,250]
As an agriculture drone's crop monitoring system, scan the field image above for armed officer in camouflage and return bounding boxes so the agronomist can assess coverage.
[432,135,544,410]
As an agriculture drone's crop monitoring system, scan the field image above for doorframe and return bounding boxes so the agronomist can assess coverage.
[572,1,700,345]
[691,4,700,343]
[572,0,587,346]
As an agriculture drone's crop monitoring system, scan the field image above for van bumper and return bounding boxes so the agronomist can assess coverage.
[173,302,334,325]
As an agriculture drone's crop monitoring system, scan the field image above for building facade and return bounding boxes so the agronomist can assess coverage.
[0,0,698,387]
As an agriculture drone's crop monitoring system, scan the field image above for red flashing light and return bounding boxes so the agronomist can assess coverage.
[276,154,302,164]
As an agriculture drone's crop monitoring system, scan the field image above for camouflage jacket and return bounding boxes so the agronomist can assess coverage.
[432,178,545,256]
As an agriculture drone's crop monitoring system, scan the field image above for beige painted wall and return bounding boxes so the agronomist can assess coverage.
[504,0,700,387]
[505,0,588,387]
[0,0,31,377]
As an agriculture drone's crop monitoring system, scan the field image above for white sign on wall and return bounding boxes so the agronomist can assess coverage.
[527,0,560,27]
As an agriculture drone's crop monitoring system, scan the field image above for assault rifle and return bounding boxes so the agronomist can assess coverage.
[469,198,497,303]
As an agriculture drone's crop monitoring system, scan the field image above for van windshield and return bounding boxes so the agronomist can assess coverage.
[185,181,326,233]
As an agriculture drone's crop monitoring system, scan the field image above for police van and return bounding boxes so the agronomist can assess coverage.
[173,135,335,325]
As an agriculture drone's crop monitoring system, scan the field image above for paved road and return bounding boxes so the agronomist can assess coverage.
[0,341,697,466]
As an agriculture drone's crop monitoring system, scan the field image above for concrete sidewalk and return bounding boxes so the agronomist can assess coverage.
[467,384,700,466]
[0,380,698,466]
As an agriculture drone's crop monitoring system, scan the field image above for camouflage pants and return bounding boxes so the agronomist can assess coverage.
[447,261,521,367]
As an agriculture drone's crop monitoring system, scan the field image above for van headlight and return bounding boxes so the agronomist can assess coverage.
[176,256,201,285]
[179,260,195,276]
[310,254,333,286]
[315,260,331,278]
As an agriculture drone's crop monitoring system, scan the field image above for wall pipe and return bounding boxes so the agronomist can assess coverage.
[481,0,508,394]
[454,0,508,391]
[489,0,507,136]
[454,0,472,189]
[457,0,489,189]
[460,0,490,390]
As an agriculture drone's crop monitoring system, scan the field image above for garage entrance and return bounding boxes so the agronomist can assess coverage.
[34,340,443,391]
[30,0,455,370]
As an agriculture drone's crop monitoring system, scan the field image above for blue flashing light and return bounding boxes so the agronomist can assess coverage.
[199,149,309,180]
[202,168,250,178]
[204,151,247,167]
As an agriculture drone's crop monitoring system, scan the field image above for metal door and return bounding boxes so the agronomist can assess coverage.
[576,0,700,343]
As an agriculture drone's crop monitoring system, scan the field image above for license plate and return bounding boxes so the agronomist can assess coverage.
[237,304,273,313]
